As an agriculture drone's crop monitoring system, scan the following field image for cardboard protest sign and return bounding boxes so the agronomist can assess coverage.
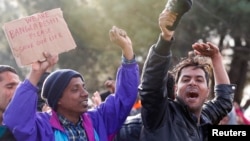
[2,8,76,67]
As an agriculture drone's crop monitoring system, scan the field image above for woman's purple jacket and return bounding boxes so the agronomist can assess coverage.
[3,63,139,141]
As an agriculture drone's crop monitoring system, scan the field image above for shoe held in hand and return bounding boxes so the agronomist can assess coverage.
[165,0,193,30]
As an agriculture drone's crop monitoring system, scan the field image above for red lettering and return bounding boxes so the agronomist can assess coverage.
[24,16,35,24]
[9,30,15,39]
[24,11,49,24]
[49,33,63,42]
[8,25,35,39]
[18,43,34,53]
[37,11,49,20]
[36,38,47,46]
[28,28,51,39]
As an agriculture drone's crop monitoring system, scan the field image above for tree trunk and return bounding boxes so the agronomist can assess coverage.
[228,46,250,104]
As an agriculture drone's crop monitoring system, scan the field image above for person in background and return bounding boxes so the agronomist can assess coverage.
[138,0,236,140]
[92,77,116,108]
[0,63,57,140]
[233,102,250,125]
[91,91,102,108]
[0,65,20,141]
[219,102,250,125]
[113,113,142,141]
[0,65,20,125]
[3,26,139,141]
[101,78,116,102]
[219,106,238,125]
[129,95,142,116]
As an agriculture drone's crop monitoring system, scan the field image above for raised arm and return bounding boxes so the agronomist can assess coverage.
[139,0,193,129]
[3,52,58,141]
[28,52,58,86]
[159,10,175,41]
[192,42,230,85]
[193,42,236,124]
[109,26,134,60]
[89,26,139,137]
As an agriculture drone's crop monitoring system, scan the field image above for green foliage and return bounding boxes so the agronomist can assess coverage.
[0,0,250,97]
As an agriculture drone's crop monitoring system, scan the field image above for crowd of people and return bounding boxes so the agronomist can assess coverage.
[0,0,243,141]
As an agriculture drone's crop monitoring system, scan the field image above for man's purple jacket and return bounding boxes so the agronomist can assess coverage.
[3,63,139,141]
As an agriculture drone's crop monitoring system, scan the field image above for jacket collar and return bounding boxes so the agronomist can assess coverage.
[49,110,95,141]
[175,97,212,125]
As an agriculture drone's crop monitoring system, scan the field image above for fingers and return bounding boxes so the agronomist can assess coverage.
[35,52,58,72]
[109,26,133,60]
[159,10,177,28]
[159,10,175,41]
[195,42,218,51]
[43,52,58,64]
[51,54,59,66]
[104,80,115,88]
[192,42,219,57]
[192,43,210,56]
[42,104,51,112]
[43,52,51,58]
[92,91,102,107]
[192,43,209,51]
[109,26,116,41]
[109,26,127,42]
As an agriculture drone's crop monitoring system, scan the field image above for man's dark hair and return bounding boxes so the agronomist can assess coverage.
[170,51,213,87]
[0,65,17,81]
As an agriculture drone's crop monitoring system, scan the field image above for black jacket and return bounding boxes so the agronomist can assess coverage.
[113,113,142,141]
[139,35,236,141]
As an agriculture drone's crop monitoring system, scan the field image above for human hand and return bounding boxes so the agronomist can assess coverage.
[193,42,229,85]
[164,0,193,31]
[92,91,102,107]
[109,26,134,60]
[104,80,115,93]
[159,10,175,41]
[46,54,59,73]
[192,42,220,59]
[32,52,58,72]
[42,103,52,112]
[29,52,58,86]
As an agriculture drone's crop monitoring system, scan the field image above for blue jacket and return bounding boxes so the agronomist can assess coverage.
[3,63,139,141]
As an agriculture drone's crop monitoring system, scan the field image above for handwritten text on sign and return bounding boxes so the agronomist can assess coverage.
[3,8,76,66]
